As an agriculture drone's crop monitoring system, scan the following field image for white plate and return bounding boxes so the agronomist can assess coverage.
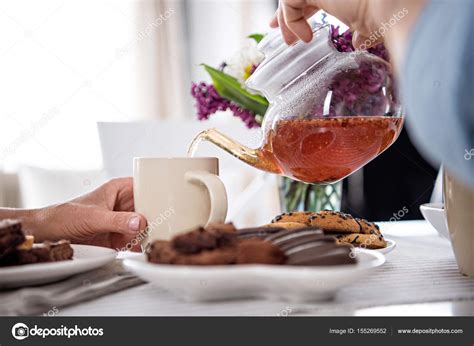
[0,244,117,289]
[123,249,385,302]
[420,203,449,239]
[374,238,396,255]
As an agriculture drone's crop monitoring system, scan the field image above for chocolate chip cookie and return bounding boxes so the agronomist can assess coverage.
[271,212,312,225]
[264,222,308,230]
[308,210,361,234]
[355,218,382,236]
[333,233,387,249]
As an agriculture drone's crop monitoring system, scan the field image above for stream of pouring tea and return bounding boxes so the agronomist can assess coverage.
[187,133,204,157]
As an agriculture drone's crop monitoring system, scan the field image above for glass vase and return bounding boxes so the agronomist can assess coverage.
[278,177,342,212]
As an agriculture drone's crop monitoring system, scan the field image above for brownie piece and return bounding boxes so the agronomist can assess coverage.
[0,240,73,267]
[171,223,237,254]
[0,219,25,260]
[147,240,177,264]
[147,240,236,265]
[236,239,286,265]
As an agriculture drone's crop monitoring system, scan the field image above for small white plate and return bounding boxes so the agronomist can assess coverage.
[374,238,396,255]
[0,244,117,289]
[420,203,449,239]
[123,249,385,302]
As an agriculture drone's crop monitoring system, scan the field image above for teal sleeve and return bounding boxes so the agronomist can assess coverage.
[401,0,474,187]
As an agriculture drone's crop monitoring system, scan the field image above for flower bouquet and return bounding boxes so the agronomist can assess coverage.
[191,22,390,213]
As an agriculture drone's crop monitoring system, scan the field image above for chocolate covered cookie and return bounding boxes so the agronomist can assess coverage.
[238,226,286,239]
[265,227,325,251]
[265,227,356,265]
[285,242,356,266]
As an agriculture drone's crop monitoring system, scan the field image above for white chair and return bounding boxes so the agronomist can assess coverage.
[97,116,280,227]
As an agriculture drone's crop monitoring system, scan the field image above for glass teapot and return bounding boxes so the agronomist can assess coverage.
[190,23,403,184]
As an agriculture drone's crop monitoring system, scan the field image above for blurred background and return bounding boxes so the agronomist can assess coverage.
[0,0,437,223]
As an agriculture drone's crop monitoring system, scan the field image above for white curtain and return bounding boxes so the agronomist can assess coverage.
[134,0,190,120]
[134,0,276,120]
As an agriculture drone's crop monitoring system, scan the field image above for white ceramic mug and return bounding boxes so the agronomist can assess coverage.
[133,157,227,250]
[443,170,474,277]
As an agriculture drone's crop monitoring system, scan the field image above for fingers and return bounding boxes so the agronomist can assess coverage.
[281,1,315,43]
[269,1,320,44]
[103,177,136,211]
[352,31,383,49]
[278,4,299,44]
[90,209,147,236]
[270,11,278,27]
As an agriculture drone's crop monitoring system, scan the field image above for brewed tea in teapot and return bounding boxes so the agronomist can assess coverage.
[189,24,403,184]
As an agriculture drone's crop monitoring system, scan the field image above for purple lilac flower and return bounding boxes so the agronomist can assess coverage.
[313,25,395,117]
[191,82,260,128]
[330,26,355,54]
[330,25,389,62]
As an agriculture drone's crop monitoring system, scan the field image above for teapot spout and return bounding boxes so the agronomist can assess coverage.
[188,128,279,174]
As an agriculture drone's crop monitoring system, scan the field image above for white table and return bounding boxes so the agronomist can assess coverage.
[58,220,474,316]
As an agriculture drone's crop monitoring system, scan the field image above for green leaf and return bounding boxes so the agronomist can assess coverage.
[248,33,265,43]
[202,64,268,116]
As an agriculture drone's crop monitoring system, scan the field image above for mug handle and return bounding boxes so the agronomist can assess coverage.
[185,170,228,225]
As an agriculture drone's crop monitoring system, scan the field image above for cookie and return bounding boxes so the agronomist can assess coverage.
[263,222,308,230]
[355,218,382,235]
[271,212,312,225]
[236,239,286,265]
[171,224,237,254]
[265,227,325,252]
[333,233,387,249]
[308,210,361,234]
[237,227,286,239]
[285,241,356,266]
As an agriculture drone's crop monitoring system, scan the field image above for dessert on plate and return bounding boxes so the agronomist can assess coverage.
[269,211,387,249]
[0,219,73,267]
[146,222,356,266]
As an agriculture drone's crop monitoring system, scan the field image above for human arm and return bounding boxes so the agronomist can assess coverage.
[0,177,147,251]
